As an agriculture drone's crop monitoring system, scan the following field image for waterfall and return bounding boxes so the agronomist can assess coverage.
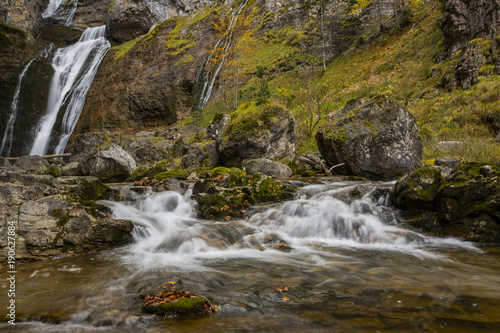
[30,26,110,156]
[0,59,36,157]
[43,0,78,26]
[42,0,64,18]
[195,0,249,110]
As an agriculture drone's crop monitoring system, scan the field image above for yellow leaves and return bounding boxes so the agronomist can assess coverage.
[276,286,288,292]
[282,296,290,301]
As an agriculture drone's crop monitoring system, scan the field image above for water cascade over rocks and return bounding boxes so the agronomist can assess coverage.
[0,58,36,156]
[30,26,110,156]
[195,0,249,109]
[109,181,477,272]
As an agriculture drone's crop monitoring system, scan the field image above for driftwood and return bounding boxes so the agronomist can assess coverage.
[5,153,71,161]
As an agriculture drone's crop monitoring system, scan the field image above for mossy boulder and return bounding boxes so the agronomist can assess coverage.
[395,167,443,211]
[316,98,423,180]
[216,102,297,168]
[196,173,297,220]
[436,163,500,223]
[78,144,137,182]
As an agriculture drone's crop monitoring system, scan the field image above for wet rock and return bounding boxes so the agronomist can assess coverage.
[78,144,137,181]
[316,98,423,180]
[395,167,442,211]
[217,103,297,168]
[13,155,50,174]
[243,158,293,178]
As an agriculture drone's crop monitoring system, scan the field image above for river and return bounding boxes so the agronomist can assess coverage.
[1,179,499,332]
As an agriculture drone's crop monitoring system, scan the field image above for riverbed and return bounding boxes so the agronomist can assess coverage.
[2,180,499,332]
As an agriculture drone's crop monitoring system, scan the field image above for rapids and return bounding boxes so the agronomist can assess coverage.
[1,180,499,332]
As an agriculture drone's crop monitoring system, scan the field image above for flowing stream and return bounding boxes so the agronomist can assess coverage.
[43,0,78,25]
[1,180,499,332]
[29,26,110,156]
[0,58,36,157]
[195,0,249,109]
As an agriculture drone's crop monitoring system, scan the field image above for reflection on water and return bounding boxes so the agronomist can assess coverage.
[1,181,500,332]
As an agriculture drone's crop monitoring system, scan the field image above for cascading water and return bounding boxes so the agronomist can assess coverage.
[43,0,78,25]
[109,181,477,272]
[194,0,249,109]
[0,58,36,157]
[1,180,499,332]
[30,26,110,156]
[42,0,64,18]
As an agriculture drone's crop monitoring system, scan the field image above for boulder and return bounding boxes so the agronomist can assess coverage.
[0,156,11,169]
[434,157,461,169]
[394,167,442,211]
[243,158,293,178]
[316,98,423,180]
[217,103,297,168]
[78,144,137,182]
[436,163,500,223]
[13,155,50,174]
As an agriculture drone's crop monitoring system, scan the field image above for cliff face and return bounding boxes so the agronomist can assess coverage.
[0,0,49,39]
[73,8,218,134]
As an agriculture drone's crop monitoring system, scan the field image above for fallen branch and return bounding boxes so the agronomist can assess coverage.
[328,163,345,175]
[5,153,71,161]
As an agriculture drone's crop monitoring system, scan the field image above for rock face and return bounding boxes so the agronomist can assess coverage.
[107,0,214,42]
[243,158,293,178]
[78,144,137,181]
[0,171,134,259]
[0,0,49,39]
[107,0,156,42]
[216,103,297,168]
[394,162,500,246]
[72,0,112,29]
[73,8,217,134]
[437,0,500,89]
[316,98,423,180]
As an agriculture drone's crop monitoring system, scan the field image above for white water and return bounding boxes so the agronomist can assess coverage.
[30,26,110,156]
[43,0,78,25]
[42,0,64,18]
[195,0,249,109]
[109,182,479,273]
[0,58,36,157]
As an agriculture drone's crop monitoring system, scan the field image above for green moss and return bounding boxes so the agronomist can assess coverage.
[144,297,208,316]
[153,169,190,180]
[79,179,113,201]
[209,167,246,178]
[44,166,62,178]
[49,209,70,227]
[113,38,139,62]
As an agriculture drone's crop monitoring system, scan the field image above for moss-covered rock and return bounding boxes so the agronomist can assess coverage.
[395,167,442,211]
[436,163,500,223]
[217,102,297,167]
[196,173,297,220]
[144,297,208,316]
[316,98,423,180]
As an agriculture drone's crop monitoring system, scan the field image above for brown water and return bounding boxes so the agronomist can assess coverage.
[1,181,500,332]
